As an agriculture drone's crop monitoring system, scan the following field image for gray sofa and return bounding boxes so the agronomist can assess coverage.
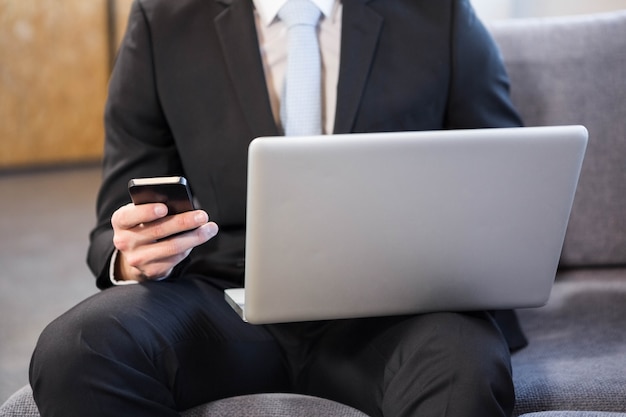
[490,10,626,417]
[2,9,625,417]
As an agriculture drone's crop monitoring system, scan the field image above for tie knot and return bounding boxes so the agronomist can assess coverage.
[278,0,321,28]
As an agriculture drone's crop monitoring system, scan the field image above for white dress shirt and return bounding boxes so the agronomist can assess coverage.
[111,0,342,285]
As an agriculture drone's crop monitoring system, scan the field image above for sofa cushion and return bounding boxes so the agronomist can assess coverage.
[519,413,626,417]
[182,393,368,417]
[0,386,38,417]
[0,385,369,417]
[490,11,626,268]
[511,268,626,416]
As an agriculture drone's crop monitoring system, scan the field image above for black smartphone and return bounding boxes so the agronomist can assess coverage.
[128,176,195,215]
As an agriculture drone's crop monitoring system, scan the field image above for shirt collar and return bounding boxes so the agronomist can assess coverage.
[253,0,336,27]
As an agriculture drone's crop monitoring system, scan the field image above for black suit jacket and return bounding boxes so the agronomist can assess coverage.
[88,0,527,349]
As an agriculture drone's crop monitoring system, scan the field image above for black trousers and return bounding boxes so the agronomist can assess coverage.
[29,275,514,417]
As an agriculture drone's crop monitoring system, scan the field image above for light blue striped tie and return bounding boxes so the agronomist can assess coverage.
[279,0,322,136]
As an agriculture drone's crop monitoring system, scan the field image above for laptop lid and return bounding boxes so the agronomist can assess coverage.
[226,126,588,324]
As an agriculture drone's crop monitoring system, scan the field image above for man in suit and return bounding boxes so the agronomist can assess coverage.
[30,0,527,416]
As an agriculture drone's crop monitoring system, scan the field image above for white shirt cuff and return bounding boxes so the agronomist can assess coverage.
[109,249,139,286]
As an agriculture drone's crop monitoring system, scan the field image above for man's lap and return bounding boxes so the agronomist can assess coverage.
[30,274,513,416]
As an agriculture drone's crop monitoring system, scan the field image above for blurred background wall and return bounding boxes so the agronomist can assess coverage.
[0,0,131,170]
[473,0,626,20]
[0,0,625,170]
[0,1,107,169]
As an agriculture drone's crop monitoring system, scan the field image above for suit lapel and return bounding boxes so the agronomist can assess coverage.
[214,0,279,137]
[333,0,383,134]
[212,0,382,136]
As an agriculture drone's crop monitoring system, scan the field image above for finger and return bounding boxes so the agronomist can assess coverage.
[141,210,210,242]
[153,221,219,257]
[132,254,184,282]
[118,248,180,282]
[112,203,168,231]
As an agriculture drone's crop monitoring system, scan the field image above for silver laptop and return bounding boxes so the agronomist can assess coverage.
[225,126,588,324]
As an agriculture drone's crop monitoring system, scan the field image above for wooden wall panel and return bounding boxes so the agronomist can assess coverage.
[0,1,109,168]
[113,0,134,49]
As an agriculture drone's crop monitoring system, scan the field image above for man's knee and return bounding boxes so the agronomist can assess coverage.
[29,281,291,413]
[30,289,150,384]
[299,312,513,416]
[382,312,511,384]
[382,312,514,417]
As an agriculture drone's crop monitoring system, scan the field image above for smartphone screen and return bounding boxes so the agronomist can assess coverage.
[128,176,195,215]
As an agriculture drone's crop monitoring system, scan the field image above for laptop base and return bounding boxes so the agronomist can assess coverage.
[224,288,247,322]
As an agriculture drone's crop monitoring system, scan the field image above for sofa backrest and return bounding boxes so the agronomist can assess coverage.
[489,11,626,268]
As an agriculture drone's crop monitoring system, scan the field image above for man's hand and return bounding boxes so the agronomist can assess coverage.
[111,202,218,282]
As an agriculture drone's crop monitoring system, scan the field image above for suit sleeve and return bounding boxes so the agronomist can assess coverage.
[87,0,184,289]
[445,0,529,352]
[444,0,523,129]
